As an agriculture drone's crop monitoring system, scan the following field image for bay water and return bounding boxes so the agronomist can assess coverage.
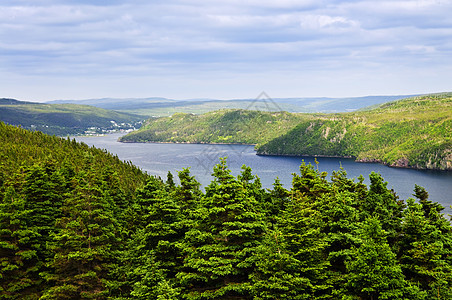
[75,133,452,216]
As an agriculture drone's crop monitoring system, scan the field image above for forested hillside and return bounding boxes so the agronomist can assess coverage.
[119,110,311,144]
[0,98,143,135]
[257,93,452,170]
[121,93,452,170]
[1,121,452,299]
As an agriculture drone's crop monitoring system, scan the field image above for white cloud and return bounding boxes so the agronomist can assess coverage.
[0,0,451,100]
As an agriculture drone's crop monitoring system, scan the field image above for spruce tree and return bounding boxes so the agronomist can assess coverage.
[118,174,187,298]
[251,194,329,299]
[178,159,266,299]
[345,217,419,300]
[0,186,41,299]
[398,197,452,298]
[42,169,120,299]
[361,172,404,244]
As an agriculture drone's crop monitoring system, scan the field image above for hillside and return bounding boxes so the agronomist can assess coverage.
[119,109,312,144]
[0,121,148,191]
[0,98,143,135]
[121,93,452,170]
[257,93,452,170]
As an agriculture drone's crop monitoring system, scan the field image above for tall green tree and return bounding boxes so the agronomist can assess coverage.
[361,172,404,244]
[178,159,266,299]
[0,162,67,299]
[251,194,329,299]
[42,170,120,299]
[397,196,452,299]
[345,217,421,300]
[0,186,41,299]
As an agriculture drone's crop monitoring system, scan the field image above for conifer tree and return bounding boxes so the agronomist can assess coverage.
[22,162,65,260]
[118,174,187,299]
[42,170,120,299]
[291,161,330,200]
[174,168,201,212]
[0,186,42,299]
[398,197,452,299]
[166,171,176,191]
[263,178,290,225]
[361,172,404,243]
[251,194,329,299]
[131,176,167,229]
[178,158,266,299]
[324,170,363,278]
[345,217,420,300]
[0,163,67,299]
[126,234,180,300]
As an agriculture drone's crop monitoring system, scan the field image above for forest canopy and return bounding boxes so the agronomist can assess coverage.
[1,121,451,299]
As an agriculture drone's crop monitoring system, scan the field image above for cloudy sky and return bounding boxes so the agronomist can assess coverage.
[1,0,451,101]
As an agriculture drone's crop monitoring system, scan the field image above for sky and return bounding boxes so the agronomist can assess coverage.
[1,0,451,102]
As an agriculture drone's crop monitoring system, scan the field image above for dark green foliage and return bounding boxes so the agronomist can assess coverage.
[0,122,148,299]
[251,195,329,299]
[345,217,419,300]
[177,159,266,299]
[362,172,404,243]
[1,122,451,299]
[0,186,41,299]
[397,197,452,299]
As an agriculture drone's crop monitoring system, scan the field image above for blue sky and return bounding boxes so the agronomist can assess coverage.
[1,0,451,101]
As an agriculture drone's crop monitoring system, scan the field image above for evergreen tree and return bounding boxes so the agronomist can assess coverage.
[345,217,420,300]
[362,172,404,244]
[178,159,266,299]
[117,174,188,299]
[166,171,176,192]
[251,194,329,299]
[398,197,452,298]
[262,178,290,226]
[126,234,180,300]
[174,168,202,212]
[291,161,330,200]
[42,170,120,299]
[131,176,167,229]
[0,186,41,299]
[0,162,67,299]
[22,162,65,260]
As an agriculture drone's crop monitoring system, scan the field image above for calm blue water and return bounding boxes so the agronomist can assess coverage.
[75,134,452,216]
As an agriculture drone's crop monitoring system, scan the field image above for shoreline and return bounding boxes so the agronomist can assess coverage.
[117,139,451,172]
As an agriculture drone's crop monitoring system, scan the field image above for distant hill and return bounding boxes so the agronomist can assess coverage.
[47,95,417,116]
[119,110,310,144]
[0,98,144,136]
[120,93,452,170]
[0,98,39,105]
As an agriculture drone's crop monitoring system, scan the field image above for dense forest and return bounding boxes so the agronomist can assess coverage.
[1,121,451,299]
[120,93,452,170]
